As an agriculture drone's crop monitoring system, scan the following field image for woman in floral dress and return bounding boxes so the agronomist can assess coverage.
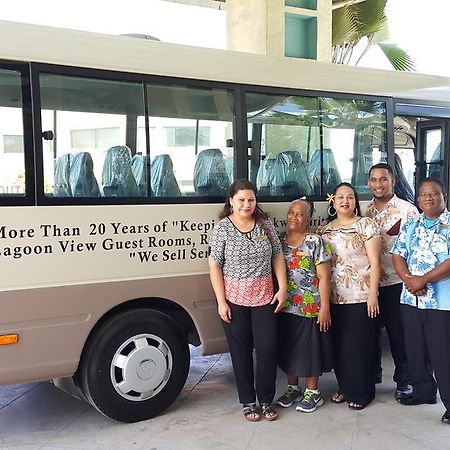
[276,198,333,413]
[318,182,381,410]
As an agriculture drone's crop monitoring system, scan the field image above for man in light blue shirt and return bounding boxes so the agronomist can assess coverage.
[391,177,450,425]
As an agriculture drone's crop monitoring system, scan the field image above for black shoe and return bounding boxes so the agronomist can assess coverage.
[395,383,413,401]
[442,410,450,424]
[374,376,382,384]
[398,394,437,406]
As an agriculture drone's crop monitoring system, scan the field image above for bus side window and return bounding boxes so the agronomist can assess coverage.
[0,68,26,198]
[146,84,235,197]
[40,73,145,199]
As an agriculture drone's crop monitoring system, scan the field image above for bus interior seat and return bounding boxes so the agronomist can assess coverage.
[193,148,230,197]
[69,152,101,197]
[270,150,312,196]
[256,155,276,196]
[131,154,151,196]
[102,145,140,197]
[394,153,415,204]
[309,148,342,194]
[54,153,73,197]
[151,154,182,197]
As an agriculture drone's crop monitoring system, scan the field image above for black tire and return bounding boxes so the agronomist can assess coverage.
[77,308,190,423]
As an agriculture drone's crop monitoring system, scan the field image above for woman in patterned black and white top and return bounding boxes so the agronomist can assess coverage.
[209,179,287,422]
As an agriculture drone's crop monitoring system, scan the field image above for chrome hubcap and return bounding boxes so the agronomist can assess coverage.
[110,333,173,401]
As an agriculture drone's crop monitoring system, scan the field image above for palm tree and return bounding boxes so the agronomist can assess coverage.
[332,0,415,71]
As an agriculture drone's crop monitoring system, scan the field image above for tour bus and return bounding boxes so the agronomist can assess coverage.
[1,20,450,423]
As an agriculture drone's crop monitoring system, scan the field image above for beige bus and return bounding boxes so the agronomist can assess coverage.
[0,20,450,423]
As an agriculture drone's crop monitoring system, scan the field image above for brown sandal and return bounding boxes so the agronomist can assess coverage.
[242,403,261,422]
[261,403,278,421]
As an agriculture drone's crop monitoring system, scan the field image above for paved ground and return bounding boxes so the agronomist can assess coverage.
[0,336,448,450]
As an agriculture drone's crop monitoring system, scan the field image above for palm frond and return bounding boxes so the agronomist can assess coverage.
[331,0,415,71]
[372,24,390,43]
[377,43,416,71]
[352,0,388,37]
[332,4,360,46]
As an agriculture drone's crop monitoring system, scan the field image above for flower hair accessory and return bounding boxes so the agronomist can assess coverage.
[326,193,335,204]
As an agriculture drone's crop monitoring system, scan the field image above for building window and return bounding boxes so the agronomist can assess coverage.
[166,126,210,147]
[71,127,121,150]
[3,135,24,154]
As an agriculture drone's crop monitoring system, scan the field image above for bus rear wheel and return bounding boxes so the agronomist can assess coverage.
[77,308,190,422]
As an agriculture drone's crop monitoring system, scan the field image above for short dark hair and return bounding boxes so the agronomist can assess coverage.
[418,177,446,196]
[369,163,394,178]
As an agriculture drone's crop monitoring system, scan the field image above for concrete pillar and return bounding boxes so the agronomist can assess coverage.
[266,0,285,58]
[226,0,332,62]
[317,0,332,62]
[226,0,267,55]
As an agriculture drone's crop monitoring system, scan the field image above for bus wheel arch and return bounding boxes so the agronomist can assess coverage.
[86,297,200,347]
[75,307,190,422]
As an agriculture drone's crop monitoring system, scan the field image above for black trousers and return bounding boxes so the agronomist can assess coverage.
[223,302,278,405]
[374,283,409,385]
[331,302,375,406]
[401,304,450,410]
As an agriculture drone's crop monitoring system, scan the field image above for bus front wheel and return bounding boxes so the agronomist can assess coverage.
[77,308,190,423]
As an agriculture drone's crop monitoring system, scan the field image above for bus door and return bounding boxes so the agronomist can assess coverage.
[416,119,450,188]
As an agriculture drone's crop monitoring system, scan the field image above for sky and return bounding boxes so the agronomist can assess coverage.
[2,0,227,48]
[2,0,450,76]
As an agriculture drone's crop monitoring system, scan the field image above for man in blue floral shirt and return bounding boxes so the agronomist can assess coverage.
[391,177,450,425]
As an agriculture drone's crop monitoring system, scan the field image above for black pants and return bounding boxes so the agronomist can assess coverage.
[223,302,277,405]
[374,283,409,385]
[401,304,450,410]
[332,302,375,406]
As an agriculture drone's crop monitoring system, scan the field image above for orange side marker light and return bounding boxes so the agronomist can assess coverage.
[0,334,19,345]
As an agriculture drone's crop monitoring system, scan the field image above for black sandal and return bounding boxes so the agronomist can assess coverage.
[242,403,261,422]
[260,403,278,421]
[348,401,366,410]
[331,392,346,404]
